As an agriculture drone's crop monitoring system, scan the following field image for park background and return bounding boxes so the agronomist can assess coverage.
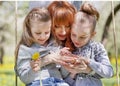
[0,1,120,86]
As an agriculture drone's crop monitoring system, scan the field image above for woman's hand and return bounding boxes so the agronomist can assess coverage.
[30,58,41,72]
[47,49,74,66]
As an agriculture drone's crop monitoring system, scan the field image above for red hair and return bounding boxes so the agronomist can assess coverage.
[48,1,76,51]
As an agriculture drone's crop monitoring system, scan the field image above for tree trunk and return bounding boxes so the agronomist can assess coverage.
[101,4,120,45]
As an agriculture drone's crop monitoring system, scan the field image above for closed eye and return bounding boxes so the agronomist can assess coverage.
[71,33,76,37]
[35,32,41,35]
[65,25,70,28]
[45,31,50,34]
[79,36,87,40]
[55,25,60,28]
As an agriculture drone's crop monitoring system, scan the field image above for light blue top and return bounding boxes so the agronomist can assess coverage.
[15,39,69,84]
[65,40,114,86]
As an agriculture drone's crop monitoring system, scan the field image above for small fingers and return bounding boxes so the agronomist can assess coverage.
[33,66,40,72]
[62,47,70,50]
[81,61,87,68]
[78,67,87,71]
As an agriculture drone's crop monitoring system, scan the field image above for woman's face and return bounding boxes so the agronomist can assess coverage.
[54,24,70,41]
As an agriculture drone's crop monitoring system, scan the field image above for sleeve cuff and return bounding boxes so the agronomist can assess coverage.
[64,75,75,86]
[88,59,96,75]
[88,59,99,70]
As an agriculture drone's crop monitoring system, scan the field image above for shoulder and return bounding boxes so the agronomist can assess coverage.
[89,40,105,50]
[19,44,32,52]
[18,44,34,56]
[89,40,107,55]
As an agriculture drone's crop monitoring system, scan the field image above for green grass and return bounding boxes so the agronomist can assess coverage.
[0,56,24,86]
[0,56,120,86]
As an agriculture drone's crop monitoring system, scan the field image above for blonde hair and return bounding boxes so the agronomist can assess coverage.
[15,7,51,61]
[77,2,99,31]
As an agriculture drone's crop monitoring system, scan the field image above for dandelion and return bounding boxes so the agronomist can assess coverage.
[32,52,40,60]
[32,52,42,86]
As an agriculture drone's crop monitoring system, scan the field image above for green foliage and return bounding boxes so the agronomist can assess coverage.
[0,1,29,56]
[0,56,24,86]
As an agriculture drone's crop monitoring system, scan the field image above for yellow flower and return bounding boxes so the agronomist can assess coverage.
[32,52,40,60]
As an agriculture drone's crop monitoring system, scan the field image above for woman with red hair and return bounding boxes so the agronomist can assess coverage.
[23,1,77,86]
[48,1,76,51]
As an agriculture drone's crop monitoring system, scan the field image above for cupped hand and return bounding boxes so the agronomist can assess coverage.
[30,58,41,72]
[60,47,71,56]
[63,58,92,74]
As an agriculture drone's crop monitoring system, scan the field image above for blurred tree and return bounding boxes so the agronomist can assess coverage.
[0,25,5,64]
[101,3,120,46]
[0,1,3,5]
[0,1,29,63]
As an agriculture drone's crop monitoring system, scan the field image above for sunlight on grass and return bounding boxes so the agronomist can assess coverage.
[111,57,120,65]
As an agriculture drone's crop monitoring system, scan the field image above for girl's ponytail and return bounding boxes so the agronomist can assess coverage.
[80,3,99,21]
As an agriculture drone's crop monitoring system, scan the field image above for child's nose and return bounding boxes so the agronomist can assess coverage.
[40,33,45,39]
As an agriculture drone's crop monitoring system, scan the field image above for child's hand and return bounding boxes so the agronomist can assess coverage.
[60,54,78,64]
[60,47,71,56]
[63,60,88,74]
[31,52,41,72]
[32,52,40,60]
[75,56,90,65]
[68,58,92,74]
[30,59,41,72]
[74,60,92,74]
[61,56,77,64]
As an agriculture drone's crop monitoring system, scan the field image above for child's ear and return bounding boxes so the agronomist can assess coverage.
[91,31,96,37]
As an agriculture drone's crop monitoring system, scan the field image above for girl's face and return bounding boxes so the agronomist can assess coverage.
[71,22,95,48]
[54,24,70,41]
[31,21,51,45]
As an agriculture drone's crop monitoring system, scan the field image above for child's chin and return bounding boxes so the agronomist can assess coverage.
[38,42,45,45]
[74,45,81,48]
